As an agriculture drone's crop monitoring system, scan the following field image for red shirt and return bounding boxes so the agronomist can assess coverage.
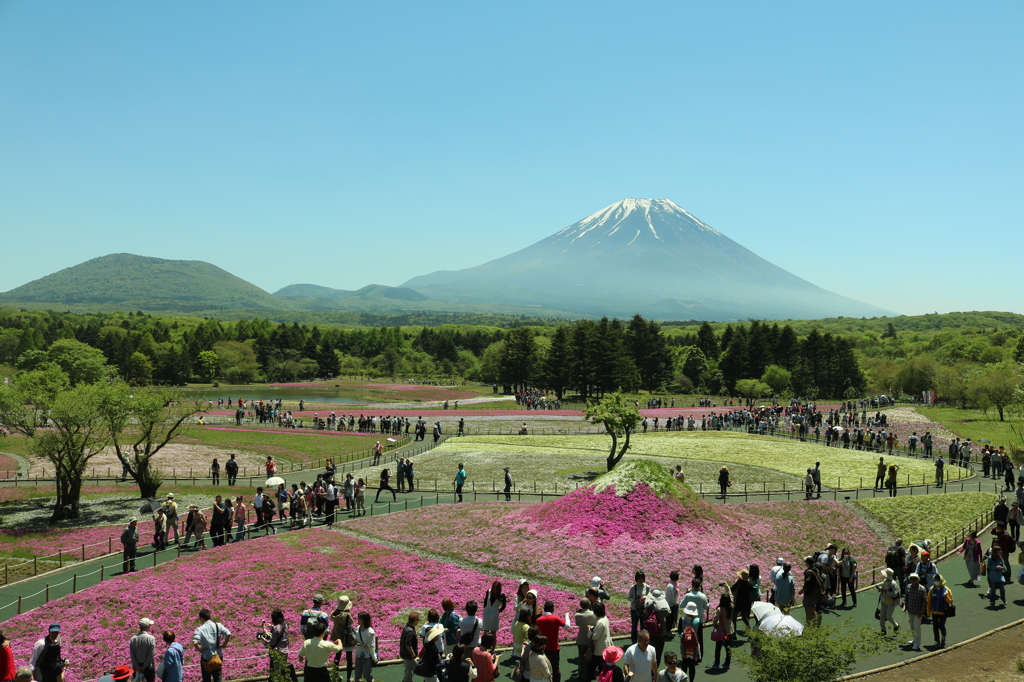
[0,643,14,682]
[536,613,566,651]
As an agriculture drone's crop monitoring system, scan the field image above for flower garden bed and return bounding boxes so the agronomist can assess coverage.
[344,461,887,593]
[0,528,624,682]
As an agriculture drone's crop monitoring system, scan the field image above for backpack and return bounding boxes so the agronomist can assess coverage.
[643,607,662,639]
[884,547,902,571]
[597,664,616,682]
[681,623,698,653]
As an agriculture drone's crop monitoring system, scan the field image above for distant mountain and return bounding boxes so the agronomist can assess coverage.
[275,283,428,302]
[0,253,296,314]
[402,198,893,320]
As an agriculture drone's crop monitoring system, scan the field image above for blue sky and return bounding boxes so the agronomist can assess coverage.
[1,1,1021,316]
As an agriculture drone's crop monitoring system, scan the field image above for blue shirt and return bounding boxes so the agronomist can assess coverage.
[161,642,184,682]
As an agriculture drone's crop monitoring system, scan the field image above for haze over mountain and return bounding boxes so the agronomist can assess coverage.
[402,198,892,320]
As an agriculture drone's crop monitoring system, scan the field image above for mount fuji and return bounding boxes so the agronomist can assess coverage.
[401,198,891,320]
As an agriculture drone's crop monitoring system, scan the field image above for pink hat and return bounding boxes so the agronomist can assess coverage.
[603,646,624,664]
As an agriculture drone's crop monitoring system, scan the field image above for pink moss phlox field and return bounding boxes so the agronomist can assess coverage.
[347,484,887,594]
[0,454,17,478]
[0,529,621,682]
[0,512,212,560]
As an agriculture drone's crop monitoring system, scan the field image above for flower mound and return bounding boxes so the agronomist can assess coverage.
[347,468,886,593]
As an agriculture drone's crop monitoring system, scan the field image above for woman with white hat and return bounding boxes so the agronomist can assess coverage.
[875,568,901,635]
[418,624,445,682]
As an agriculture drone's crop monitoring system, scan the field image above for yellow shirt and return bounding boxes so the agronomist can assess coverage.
[299,638,343,668]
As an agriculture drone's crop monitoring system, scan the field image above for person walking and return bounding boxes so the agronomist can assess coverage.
[29,625,64,682]
[985,547,1007,607]
[399,613,420,682]
[121,518,139,574]
[454,464,467,503]
[926,575,953,648]
[152,509,168,551]
[130,618,157,682]
[958,531,983,587]
[838,548,858,607]
[210,497,228,547]
[811,462,822,498]
[902,573,927,651]
[709,594,733,671]
[875,568,901,636]
[192,609,230,682]
[622,632,657,682]
[717,467,730,499]
[874,457,886,490]
[162,494,179,546]
[886,464,899,497]
[573,599,596,682]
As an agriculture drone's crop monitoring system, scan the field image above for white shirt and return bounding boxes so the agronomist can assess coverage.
[664,582,679,607]
[459,616,482,648]
[623,643,657,682]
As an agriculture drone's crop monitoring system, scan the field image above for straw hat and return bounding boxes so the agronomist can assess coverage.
[337,596,352,612]
[425,624,445,643]
[881,568,894,580]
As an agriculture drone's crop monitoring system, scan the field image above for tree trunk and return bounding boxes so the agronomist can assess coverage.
[51,473,83,523]
[606,427,632,471]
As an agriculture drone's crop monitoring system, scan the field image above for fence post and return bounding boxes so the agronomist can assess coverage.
[109,538,113,554]
[17,596,21,615]
[82,544,86,562]
[73,574,77,593]
[33,557,37,576]
[45,584,49,603]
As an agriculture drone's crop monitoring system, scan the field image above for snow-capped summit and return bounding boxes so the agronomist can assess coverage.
[401,198,891,320]
[553,198,722,250]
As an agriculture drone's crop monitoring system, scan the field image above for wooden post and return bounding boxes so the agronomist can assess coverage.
[17,595,22,615]
[82,544,86,562]
[58,550,63,568]
[3,564,6,584]
[101,564,105,582]
[33,557,37,576]
[73,574,77,593]
[109,538,113,554]
[153,551,158,567]
[45,584,49,603]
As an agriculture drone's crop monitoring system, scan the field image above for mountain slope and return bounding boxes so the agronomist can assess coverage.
[402,198,892,320]
[0,253,297,313]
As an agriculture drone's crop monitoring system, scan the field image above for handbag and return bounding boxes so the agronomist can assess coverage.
[202,654,222,674]
[710,631,726,642]
[945,604,956,618]
[155,663,166,679]
[583,643,594,662]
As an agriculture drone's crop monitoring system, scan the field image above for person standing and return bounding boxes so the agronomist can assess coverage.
[162,494,179,546]
[405,458,414,492]
[324,480,338,525]
[811,462,822,498]
[573,599,596,682]
[130,618,157,682]
[0,631,14,682]
[225,455,238,486]
[210,497,227,547]
[628,571,651,644]
[471,633,501,682]
[709,594,733,671]
[29,624,64,682]
[874,457,886,490]
[395,457,407,493]
[503,467,514,502]
[233,496,247,543]
[210,459,221,486]
[260,610,289,673]
[678,579,708,654]
[886,464,899,497]
[902,574,927,651]
[353,613,377,682]
[664,572,680,634]
[121,518,139,574]
[535,601,567,682]
[454,464,467,503]
[300,595,331,640]
[399,612,420,682]
[192,609,230,682]
[717,467,729,499]
[276,484,291,523]
[159,631,183,682]
[298,622,342,682]
[934,455,945,487]
[622,632,657,682]
[253,487,266,529]
[372,441,383,466]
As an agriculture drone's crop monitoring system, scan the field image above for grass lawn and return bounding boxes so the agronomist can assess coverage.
[180,427,383,467]
[444,431,961,489]
[856,492,995,552]
[917,406,1022,453]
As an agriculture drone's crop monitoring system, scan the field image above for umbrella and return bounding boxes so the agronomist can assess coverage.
[978,439,990,443]
[751,602,782,621]
[265,476,285,487]
[139,499,162,514]
[386,438,397,444]
[758,613,804,636]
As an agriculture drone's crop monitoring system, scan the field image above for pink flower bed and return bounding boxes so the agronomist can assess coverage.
[346,484,887,594]
[0,516,166,560]
[0,454,17,478]
[0,529,625,682]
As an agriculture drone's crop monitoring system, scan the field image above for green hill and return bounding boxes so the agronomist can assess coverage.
[0,253,297,314]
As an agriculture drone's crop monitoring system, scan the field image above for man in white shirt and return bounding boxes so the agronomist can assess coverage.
[253,487,265,529]
[623,631,657,682]
[768,558,785,602]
